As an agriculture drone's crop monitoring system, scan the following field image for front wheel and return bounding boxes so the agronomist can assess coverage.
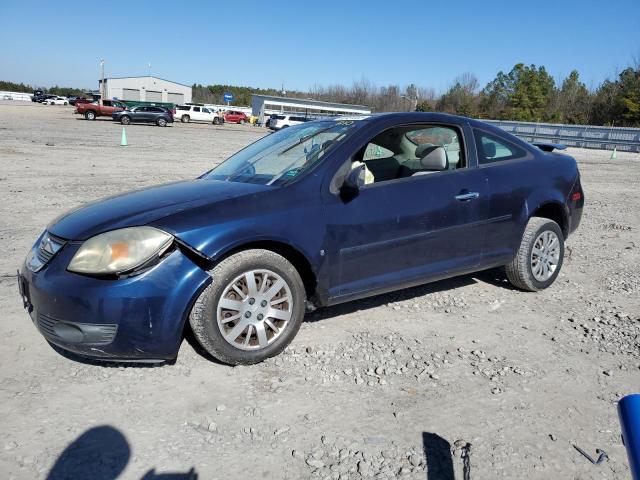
[85,111,96,120]
[156,117,167,127]
[189,249,306,365]
[213,117,221,125]
[505,217,564,291]
[239,119,245,125]
[181,115,190,123]
[120,116,131,125]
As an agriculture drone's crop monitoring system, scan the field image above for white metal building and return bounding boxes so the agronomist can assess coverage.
[252,94,370,121]
[98,76,192,104]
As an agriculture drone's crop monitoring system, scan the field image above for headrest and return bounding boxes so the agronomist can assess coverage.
[420,146,448,170]
[415,143,436,159]
[483,141,496,158]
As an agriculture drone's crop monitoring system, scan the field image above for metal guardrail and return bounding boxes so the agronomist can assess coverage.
[485,119,640,153]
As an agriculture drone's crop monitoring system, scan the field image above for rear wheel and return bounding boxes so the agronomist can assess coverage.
[181,115,190,123]
[120,115,131,125]
[505,217,564,291]
[63,102,68,105]
[85,111,96,120]
[189,249,306,365]
[156,117,167,127]
[239,119,245,125]
[213,117,221,125]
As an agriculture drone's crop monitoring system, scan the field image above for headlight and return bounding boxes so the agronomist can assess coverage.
[68,227,173,275]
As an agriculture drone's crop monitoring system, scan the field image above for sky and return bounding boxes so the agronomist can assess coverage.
[1,0,639,94]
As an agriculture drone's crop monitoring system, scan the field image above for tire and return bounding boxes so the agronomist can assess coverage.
[213,117,221,125]
[85,111,96,120]
[63,102,68,105]
[120,116,131,125]
[181,115,190,123]
[156,117,167,127]
[505,217,564,292]
[239,119,245,125]
[189,249,306,365]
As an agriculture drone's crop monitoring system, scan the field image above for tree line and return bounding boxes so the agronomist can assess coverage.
[193,62,639,127]
[3,61,639,126]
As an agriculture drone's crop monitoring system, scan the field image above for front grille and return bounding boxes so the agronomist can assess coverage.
[37,313,118,345]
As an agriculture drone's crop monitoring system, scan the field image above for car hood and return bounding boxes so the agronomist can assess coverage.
[48,179,269,241]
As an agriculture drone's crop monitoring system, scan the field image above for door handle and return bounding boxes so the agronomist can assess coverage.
[455,192,480,201]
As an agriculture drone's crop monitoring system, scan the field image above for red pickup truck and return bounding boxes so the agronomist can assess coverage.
[76,100,127,120]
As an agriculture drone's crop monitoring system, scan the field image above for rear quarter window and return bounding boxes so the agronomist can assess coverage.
[473,129,528,165]
[176,106,189,111]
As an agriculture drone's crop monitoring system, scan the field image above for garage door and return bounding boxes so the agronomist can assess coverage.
[122,88,140,101]
[146,90,162,102]
[168,92,184,104]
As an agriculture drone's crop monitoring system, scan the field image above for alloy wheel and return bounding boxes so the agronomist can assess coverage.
[530,230,560,281]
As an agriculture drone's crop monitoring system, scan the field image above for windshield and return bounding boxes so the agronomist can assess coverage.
[204,120,358,185]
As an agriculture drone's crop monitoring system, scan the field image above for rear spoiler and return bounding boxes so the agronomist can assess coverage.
[532,142,567,152]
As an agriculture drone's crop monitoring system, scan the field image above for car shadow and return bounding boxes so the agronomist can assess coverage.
[45,425,197,480]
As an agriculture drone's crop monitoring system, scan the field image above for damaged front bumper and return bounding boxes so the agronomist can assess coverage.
[18,242,211,361]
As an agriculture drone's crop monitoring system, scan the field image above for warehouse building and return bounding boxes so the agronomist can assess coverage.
[98,76,192,104]
[252,94,370,122]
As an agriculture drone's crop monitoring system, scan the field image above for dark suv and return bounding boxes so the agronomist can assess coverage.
[112,106,174,127]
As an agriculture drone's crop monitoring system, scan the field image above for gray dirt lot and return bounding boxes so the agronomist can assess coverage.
[0,101,638,479]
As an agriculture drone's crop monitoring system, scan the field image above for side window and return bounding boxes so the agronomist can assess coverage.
[203,108,210,113]
[193,107,201,112]
[356,124,466,185]
[103,100,112,107]
[406,126,464,170]
[474,129,527,164]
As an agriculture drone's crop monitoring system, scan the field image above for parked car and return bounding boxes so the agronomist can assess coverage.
[76,99,127,120]
[268,114,308,130]
[33,94,56,103]
[112,105,174,127]
[17,113,583,366]
[44,96,69,105]
[174,105,224,125]
[224,110,249,124]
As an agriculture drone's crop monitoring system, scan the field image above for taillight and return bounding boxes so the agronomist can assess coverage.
[570,174,584,203]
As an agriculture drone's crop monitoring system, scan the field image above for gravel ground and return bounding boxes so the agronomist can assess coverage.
[0,101,638,480]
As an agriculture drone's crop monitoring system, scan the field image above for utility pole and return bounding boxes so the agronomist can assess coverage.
[100,59,105,99]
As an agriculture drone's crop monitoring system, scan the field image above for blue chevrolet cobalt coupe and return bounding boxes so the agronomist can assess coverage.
[18,113,584,365]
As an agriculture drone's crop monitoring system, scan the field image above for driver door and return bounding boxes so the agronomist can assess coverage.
[323,122,488,301]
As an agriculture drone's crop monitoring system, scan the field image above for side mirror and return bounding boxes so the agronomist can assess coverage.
[341,164,366,200]
[346,164,366,189]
